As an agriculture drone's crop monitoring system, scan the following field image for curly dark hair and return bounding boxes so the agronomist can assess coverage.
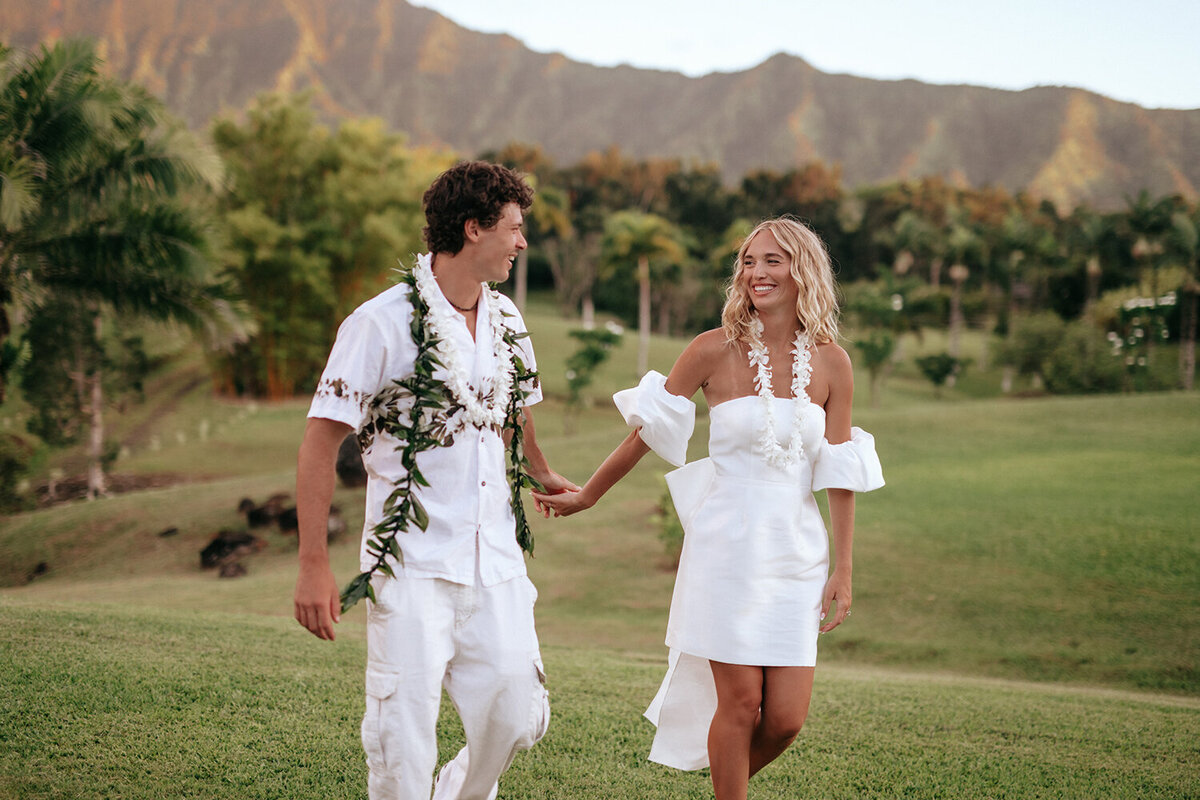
[422,161,534,254]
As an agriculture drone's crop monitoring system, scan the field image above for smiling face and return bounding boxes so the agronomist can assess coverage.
[740,229,799,314]
[469,202,527,283]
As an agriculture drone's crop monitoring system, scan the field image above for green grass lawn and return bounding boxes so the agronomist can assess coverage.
[1,303,1198,798]
[1,601,1195,800]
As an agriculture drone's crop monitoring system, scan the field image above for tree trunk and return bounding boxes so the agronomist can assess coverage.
[0,302,9,404]
[637,256,651,377]
[515,250,528,313]
[1001,365,1014,394]
[1181,287,1197,391]
[581,295,595,330]
[264,332,285,399]
[86,371,107,499]
[947,279,964,388]
[1085,256,1101,313]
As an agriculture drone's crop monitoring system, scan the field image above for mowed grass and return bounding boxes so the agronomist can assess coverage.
[1,300,1198,797]
[0,601,1196,800]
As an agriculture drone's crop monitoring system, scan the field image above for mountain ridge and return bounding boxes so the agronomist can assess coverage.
[4,0,1197,209]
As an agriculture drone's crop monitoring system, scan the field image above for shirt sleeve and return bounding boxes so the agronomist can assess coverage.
[308,311,388,431]
[811,427,885,492]
[612,370,696,467]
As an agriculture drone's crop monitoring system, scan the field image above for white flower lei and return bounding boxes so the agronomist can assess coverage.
[746,316,812,469]
[412,253,516,430]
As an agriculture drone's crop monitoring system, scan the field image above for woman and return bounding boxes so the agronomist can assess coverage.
[534,217,883,799]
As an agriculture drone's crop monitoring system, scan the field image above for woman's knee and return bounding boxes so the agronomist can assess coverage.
[714,682,763,724]
[759,707,807,743]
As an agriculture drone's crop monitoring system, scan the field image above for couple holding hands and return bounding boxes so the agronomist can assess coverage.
[294,160,883,800]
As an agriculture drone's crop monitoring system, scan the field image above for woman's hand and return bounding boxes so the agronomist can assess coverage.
[819,568,852,633]
[530,487,594,517]
[527,470,580,517]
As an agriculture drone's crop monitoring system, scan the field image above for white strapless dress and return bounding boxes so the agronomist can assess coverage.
[612,371,885,771]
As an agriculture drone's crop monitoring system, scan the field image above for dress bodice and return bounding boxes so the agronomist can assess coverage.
[707,395,826,483]
[613,370,883,495]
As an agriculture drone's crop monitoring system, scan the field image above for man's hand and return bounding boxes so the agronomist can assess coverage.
[294,560,341,640]
[528,469,580,517]
[530,486,594,518]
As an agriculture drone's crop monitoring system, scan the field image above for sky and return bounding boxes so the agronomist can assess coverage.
[410,0,1200,110]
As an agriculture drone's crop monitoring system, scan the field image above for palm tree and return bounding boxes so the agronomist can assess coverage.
[0,40,227,497]
[600,210,687,376]
[944,214,983,384]
[1165,208,1199,390]
[888,210,944,287]
[1124,191,1175,295]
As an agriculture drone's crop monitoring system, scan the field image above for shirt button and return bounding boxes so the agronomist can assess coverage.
[480,480,486,487]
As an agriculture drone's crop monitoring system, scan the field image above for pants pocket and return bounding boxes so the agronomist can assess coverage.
[517,656,550,749]
[362,669,402,775]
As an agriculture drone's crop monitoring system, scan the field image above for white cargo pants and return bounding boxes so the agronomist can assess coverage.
[362,572,549,800]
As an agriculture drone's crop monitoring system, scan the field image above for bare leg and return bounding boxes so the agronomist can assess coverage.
[748,666,814,777]
[708,662,764,800]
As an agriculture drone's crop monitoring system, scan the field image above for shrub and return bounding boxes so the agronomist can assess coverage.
[652,476,683,568]
[915,352,964,397]
[1043,322,1126,394]
[992,312,1067,386]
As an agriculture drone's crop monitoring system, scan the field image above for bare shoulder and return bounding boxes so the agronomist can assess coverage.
[809,341,853,407]
[813,341,853,376]
[691,328,730,356]
[667,328,730,397]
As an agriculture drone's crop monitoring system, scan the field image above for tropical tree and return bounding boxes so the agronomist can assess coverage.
[1164,206,1199,389]
[1066,207,1111,314]
[211,92,445,397]
[943,214,984,376]
[600,210,687,376]
[0,39,226,497]
[524,182,602,320]
[887,209,944,287]
[1124,190,1176,297]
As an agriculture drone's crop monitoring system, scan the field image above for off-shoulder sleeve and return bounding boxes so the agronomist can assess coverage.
[612,370,695,467]
[812,427,885,492]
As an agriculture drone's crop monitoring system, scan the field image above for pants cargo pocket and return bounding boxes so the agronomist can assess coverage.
[362,669,403,775]
[517,655,550,749]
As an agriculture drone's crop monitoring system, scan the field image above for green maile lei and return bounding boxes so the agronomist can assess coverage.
[339,257,544,613]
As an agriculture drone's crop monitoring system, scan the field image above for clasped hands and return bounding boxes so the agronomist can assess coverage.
[531,484,593,518]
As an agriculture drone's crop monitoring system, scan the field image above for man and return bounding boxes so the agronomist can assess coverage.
[294,161,576,800]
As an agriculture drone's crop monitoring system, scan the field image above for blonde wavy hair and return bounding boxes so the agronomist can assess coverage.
[720,217,840,345]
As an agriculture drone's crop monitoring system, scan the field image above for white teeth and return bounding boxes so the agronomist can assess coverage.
[752,284,775,294]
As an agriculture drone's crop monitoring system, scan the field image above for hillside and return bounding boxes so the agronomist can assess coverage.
[4,0,1199,209]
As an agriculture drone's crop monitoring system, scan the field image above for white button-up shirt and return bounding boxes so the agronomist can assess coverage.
[308,268,541,587]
